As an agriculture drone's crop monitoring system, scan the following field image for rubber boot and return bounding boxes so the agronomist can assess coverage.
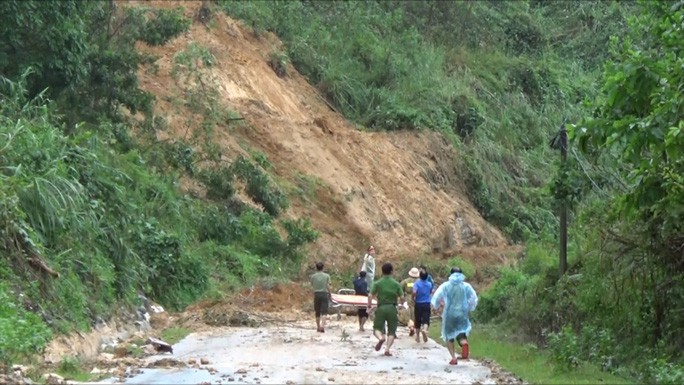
[461,342,469,359]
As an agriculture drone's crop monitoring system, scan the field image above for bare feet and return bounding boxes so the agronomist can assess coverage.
[422,331,428,342]
[374,338,386,351]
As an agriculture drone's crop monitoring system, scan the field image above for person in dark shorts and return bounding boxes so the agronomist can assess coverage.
[418,265,436,293]
[353,271,369,331]
[412,269,434,343]
[368,262,404,357]
[310,261,331,333]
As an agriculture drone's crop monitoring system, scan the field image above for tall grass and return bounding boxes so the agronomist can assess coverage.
[429,322,634,385]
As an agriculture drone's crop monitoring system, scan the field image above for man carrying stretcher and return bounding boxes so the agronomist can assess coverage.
[353,271,370,331]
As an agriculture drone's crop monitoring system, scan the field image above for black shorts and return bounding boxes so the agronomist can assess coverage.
[448,333,467,346]
[414,302,431,328]
[314,292,329,317]
[358,308,368,318]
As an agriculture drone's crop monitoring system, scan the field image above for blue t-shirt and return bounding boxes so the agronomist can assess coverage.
[413,279,433,304]
[353,276,369,296]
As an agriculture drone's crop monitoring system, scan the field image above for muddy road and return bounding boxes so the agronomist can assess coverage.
[95,315,521,385]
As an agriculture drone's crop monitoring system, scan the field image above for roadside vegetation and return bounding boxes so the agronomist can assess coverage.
[429,322,633,385]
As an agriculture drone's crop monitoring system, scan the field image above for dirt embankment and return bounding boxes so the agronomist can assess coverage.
[125,0,520,276]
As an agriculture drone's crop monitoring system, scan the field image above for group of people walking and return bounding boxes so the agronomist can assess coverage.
[310,245,479,366]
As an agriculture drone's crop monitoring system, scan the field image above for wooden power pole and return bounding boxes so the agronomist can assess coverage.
[550,122,569,276]
[558,125,568,276]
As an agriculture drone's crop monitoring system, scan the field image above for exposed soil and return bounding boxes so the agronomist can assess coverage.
[124,0,520,277]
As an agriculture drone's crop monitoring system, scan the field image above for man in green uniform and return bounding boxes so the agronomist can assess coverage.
[368,262,404,357]
[310,261,332,333]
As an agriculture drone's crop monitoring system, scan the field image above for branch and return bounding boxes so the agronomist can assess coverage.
[15,226,60,278]
[599,228,641,250]
[28,256,60,278]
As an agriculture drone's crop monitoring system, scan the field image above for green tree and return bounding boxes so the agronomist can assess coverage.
[573,0,684,370]
[0,0,90,98]
[576,1,684,265]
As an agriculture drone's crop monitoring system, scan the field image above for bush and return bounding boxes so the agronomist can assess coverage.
[140,7,192,46]
[135,220,209,310]
[195,241,260,283]
[0,283,52,366]
[547,326,581,370]
[231,156,288,217]
[281,218,319,261]
[198,166,235,200]
[642,359,684,385]
[520,242,556,276]
[476,267,530,322]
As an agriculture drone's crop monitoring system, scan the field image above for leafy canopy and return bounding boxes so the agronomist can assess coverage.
[575,2,684,238]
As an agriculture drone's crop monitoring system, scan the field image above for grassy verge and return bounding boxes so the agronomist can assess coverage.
[429,321,633,384]
[160,327,192,345]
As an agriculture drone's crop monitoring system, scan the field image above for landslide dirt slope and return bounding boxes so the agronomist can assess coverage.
[129,0,518,275]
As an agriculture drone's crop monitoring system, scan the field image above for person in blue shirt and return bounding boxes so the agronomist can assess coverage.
[353,271,369,331]
[419,265,436,293]
[412,269,434,343]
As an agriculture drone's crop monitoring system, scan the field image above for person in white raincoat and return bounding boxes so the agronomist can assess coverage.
[361,246,376,288]
[431,267,478,365]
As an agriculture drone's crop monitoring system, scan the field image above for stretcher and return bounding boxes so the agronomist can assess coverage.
[330,289,376,319]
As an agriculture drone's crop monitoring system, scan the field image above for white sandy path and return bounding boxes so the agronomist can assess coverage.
[104,317,500,385]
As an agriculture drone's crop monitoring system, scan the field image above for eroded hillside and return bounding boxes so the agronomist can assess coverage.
[130,0,517,273]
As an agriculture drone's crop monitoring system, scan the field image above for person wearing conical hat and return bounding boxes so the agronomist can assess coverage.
[399,267,421,336]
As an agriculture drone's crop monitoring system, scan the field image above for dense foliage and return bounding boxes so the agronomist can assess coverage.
[0,1,317,366]
[475,2,684,383]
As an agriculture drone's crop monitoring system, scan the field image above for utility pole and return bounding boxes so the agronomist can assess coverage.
[550,121,568,276]
[559,125,568,276]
